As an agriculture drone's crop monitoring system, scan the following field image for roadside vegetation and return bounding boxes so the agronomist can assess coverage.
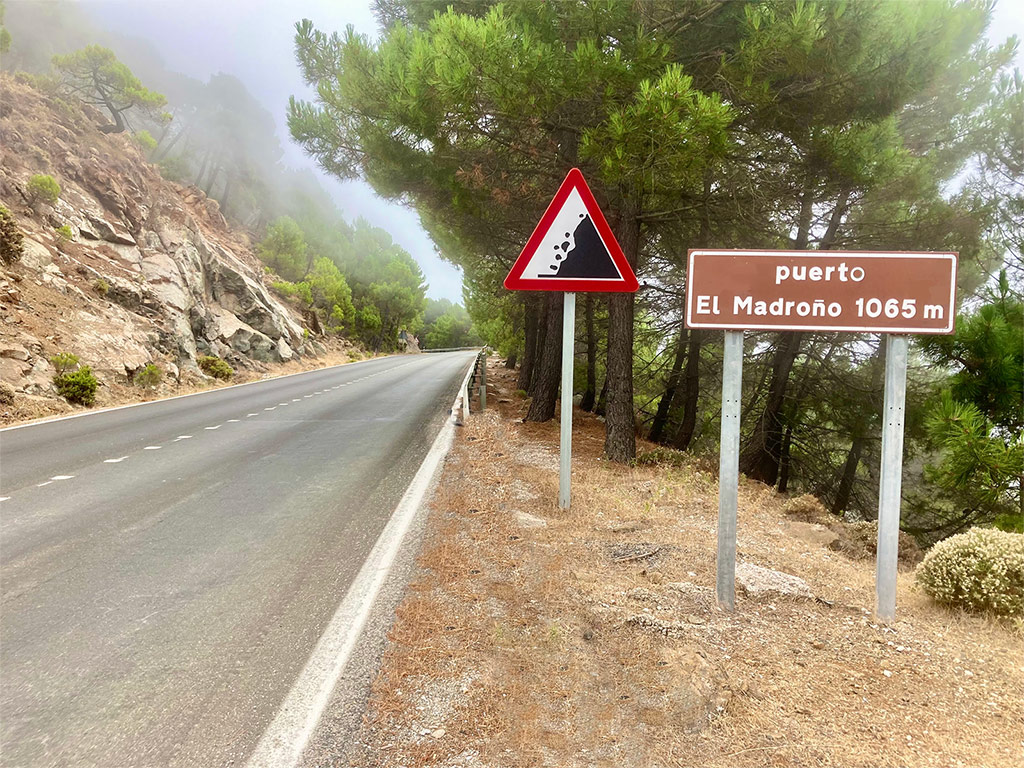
[288,0,1021,544]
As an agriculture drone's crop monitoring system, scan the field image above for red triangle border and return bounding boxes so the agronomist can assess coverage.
[504,168,639,293]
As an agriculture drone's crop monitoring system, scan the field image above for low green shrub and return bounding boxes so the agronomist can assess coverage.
[54,366,98,406]
[198,355,233,380]
[133,130,157,152]
[635,446,690,468]
[26,174,60,206]
[55,224,73,242]
[916,527,1024,617]
[50,351,80,375]
[134,363,162,388]
[0,205,24,265]
[93,278,109,296]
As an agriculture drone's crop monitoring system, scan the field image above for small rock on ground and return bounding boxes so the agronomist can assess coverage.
[735,562,814,600]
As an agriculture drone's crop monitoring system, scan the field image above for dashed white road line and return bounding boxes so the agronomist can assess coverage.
[51,475,75,480]
[205,425,222,430]
[37,481,52,487]
[303,395,312,399]
[292,399,301,402]
[247,413,258,417]
[0,496,10,502]
[279,403,289,406]
[143,446,161,450]
[174,435,192,441]
[104,457,129,464]
[264,407,276,411]
[227,419,240,423]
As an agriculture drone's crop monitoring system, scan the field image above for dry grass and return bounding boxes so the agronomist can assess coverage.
[348,359,1024,768]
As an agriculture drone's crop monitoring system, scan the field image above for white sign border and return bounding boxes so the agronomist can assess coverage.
[685,250,958,334]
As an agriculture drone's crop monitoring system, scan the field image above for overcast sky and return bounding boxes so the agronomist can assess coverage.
[78,0,1024,303]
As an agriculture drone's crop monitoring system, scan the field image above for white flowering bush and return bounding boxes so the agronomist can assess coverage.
[916,528,1024,617]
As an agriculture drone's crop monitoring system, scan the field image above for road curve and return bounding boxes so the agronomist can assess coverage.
[0,350,475,768]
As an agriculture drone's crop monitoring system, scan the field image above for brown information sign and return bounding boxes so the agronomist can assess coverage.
[685,250,957,334]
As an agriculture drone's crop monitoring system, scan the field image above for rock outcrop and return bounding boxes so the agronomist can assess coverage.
[0,75,312,395]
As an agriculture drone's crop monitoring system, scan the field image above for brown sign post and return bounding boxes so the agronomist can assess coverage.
[685,249,958,621]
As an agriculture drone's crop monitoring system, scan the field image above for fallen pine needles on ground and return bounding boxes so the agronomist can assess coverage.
[346,359,1024,768]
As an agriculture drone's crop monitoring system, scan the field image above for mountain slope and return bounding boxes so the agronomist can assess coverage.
[0,74,328,407]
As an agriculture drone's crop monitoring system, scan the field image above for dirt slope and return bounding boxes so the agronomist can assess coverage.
[343,358,1023,768]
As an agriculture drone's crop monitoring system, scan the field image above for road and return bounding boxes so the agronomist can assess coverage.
[0,350,475,768]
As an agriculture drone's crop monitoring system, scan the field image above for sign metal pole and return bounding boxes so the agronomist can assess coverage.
[559,292,576,509]
[717,330,743,610]
[876,334,909,622]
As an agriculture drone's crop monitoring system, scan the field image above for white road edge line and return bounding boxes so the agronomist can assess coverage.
[245,355,475,768]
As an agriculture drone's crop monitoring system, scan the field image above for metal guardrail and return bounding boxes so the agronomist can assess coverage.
[421,346,483,353]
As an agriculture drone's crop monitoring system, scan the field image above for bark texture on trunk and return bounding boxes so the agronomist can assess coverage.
[504,352,517,370]
[672,328,703,451]
[739,331,802,485]
[580,294,597,412]
[648,326,687,444]
[604,200,641,463]
[525,295,563,422]
[518,294,538,391]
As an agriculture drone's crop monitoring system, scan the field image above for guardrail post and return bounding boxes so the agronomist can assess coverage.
[479,351,487,411]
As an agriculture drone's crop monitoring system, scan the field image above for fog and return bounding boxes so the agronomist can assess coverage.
[78,0,464,302]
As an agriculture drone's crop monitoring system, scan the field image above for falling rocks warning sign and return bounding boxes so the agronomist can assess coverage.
[685,249,957,334]
[504,168,638,293]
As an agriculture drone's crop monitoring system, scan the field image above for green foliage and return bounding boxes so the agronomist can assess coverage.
[257,217,308,282]
[52,45,165,133]
[133,130,157,153]
[49,351,79,375]
[422,299,478,349]
[93,278,109,296]
[921,273,1023,434]
[54,224,73,242]
[54,366,97,406]
[635,447,691,468]
[26,174,60,206]
[0,205,24,266]
[157,156,189,183]
[0,1,11,56]
[198,355,233,380]
[134,363,162,388]
[918,277,1024,528]
[917,528,1024,617]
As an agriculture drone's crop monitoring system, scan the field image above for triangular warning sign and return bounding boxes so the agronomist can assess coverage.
[504,168,639,293]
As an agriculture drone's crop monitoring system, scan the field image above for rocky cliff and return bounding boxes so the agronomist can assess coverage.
[0,74,323,400]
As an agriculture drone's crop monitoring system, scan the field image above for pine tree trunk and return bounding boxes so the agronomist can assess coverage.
[529,293,551,394]
[604,200,641,463]
[580,294,597,411]
[778,422,795,493]
[831,436,865,516]
[739,331,803,485]
[595,375,609,417]
[525,294,563,422]
[649,326,687,443]
[672,328,704,450]
[504,352,517,369]
[517,294,538,391]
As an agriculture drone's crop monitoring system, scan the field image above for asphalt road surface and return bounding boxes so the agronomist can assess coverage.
[0,350,475,768]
